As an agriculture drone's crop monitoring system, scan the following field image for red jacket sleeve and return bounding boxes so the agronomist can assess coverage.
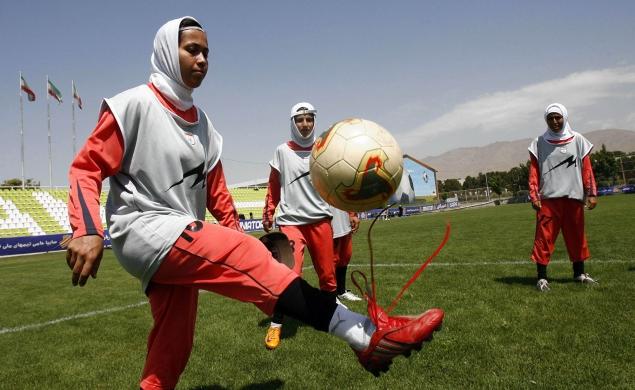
[582,155,597,196]
[206,161,243,232]
[68,108,124,238]
[262,167,281,226]
[528,154,540,203]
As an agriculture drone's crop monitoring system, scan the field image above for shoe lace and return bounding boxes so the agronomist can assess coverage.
[351,204,451,319]
[266,327,280,339]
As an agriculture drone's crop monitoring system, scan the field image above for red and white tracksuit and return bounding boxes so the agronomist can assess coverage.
[68,83,298,390]
[262,165,336,292]
[528,151,597,265]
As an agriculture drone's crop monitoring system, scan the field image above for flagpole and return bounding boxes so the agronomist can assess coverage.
[47,75,52,189]
[19,71,25,189]
[71,80,76,157]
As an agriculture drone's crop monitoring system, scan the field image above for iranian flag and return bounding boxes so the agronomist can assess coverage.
[72,81,83,110]
[48,79,63,103]
[20,75,36,102]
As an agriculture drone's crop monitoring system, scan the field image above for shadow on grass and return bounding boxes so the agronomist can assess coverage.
[190,379,284,390]
[257,317,302,340]
[628,266,635,272]
[495,276,576,286]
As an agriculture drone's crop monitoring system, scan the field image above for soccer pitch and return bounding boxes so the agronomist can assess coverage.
[1,196,633,389]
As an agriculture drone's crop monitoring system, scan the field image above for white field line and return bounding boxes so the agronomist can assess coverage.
[1,258,631,336]
[0,249,66,260]
[0,301,147,335]
[304,258,633,270]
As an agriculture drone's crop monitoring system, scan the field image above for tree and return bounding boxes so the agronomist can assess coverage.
[476,173,488,188]
[488,177,502,197]
[436,180,444,194]
[591,144,618,185]
[507,161,530,194]
[1,178,40,188]
[2,178,21,187]
[443,178,462,192]
[487,172,509,194]
[462,175,480,190]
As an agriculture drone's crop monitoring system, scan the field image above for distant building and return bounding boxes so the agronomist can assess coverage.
[403,154,438,203]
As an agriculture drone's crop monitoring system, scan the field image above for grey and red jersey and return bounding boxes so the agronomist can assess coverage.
[101,84,222,291]
[330,206,352,238]
[528,131,593,201]
[269,142,332,225]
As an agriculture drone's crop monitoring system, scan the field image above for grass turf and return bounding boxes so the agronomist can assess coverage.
[0,195,633,389]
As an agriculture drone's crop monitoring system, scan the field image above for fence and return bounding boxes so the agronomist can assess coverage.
[437,187,520,204]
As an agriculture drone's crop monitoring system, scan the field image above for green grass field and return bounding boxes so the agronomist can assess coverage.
[1,196,634,389]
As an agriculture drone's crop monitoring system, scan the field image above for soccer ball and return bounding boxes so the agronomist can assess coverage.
[310,118,403,211]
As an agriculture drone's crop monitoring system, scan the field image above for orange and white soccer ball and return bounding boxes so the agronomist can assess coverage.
[310,118,403,211]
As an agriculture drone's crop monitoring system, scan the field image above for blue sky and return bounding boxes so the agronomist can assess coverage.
[2,1,634,185]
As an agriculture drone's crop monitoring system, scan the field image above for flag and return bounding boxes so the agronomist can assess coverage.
[20,75,36,102]
[47,79,63,103]
[72,81,83,110]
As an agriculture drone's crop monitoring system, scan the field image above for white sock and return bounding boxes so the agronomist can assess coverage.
[328,304,376,351]
[269,322,282,328]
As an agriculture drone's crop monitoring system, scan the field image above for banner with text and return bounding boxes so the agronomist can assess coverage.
[0,231,112,257]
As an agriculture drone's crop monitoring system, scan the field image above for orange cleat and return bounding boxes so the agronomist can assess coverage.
[264,326,281,350]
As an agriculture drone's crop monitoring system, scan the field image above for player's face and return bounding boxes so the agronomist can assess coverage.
[546,113,564,132]
[179,30,209,89]
[294,114,315,137]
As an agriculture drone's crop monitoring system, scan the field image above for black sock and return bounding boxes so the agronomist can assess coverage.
[274,278,338,332]
[271,310,284,324]
[573,261,585,278]
[537,264,548,280]
[336,266,348,295]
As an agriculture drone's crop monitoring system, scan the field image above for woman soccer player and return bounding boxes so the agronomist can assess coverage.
[528,103,598,292]
[65,17,443,388]
[261,102,341,349]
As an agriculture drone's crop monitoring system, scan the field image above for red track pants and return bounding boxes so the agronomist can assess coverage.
[279,219,336,292]
[140,221,298,390]
[334,233,353,268]
[531,198,590,265]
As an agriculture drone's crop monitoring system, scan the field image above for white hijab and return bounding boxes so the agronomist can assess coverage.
[543,103,573,141]
[149,16,203,111]
[289,102,317,147]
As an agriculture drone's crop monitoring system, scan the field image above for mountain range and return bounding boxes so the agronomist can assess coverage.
[421,129,635,180]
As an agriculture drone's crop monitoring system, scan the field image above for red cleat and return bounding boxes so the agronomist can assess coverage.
[355,298,444,376]
[349,221,450,376]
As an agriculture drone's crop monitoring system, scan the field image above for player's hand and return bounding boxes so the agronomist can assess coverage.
[531,200,541,212]
[586,196,597,210]
[65,235,104,287]
[263,219,272,233]
[349,214,360,233]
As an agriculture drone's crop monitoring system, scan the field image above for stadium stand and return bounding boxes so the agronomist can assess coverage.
[1,189,47,237]
[0,186,267,239]
[230,187,266,220]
